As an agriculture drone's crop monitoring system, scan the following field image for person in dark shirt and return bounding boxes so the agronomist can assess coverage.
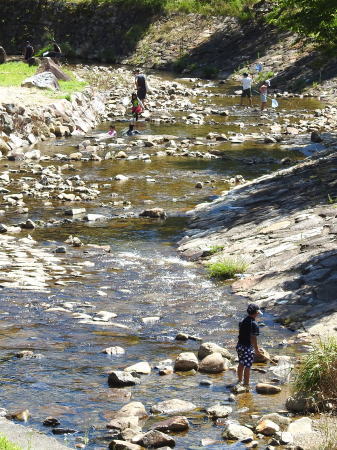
[23,41,34,61]
[236,303,263,387]
[134,68,147,105]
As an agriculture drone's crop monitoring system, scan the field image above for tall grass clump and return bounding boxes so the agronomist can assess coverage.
[207,258,248,279]
[294,338,337,405]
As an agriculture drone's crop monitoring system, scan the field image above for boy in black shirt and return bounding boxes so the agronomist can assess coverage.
[236,303,263,387]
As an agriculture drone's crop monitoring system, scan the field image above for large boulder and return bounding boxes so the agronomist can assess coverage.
[199,352,229,373]
[174,352,199,372]
[198,342,232,360]
[112,402,148,420]
[21,71,59,90]
[37,58,71,81]
[151,416,189,432]
[222,423,254,441]
[108,371,140,388]
[287,417,312,435]
[151,399,196,415]
[257,413,291,429]
[286,394,317,413]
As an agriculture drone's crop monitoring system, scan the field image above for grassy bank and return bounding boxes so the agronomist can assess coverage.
[0,436,21,450]
[0,62,86,99]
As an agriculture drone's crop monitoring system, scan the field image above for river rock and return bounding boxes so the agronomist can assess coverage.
[124,362,151,374]
[151,399,196,415]
[198,342,232,360]
[285,394,316,412]
[107,416,139,431]
[311,131,322,143]
[134,430,175,448]
[256,383,281,394]
[222,423,254,441]
[115,174,128,181]
[7,409,30,422]
[287,417,312,435]
[257,413,291,429]
[255,419,280,436]
[43,417,60,427]
[206,404,232,419]
[102,346,125,355]
[139,208,166,219]
[52,428,77,435]
[175,332,188,341]
[253,347,270,363]
[151,416,189,432]
[199,352,228,373]
[174,352,199,371]
[64,208,86,216]
[108,371,140,388]
[278,431,293,445]
[109,440,142,450]
[21,71,59,90]
[114,402,148,420]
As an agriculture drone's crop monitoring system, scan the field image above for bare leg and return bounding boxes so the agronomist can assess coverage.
[243,367,251,385]
[237,363,244,383]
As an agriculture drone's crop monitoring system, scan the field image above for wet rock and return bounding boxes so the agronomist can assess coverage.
[139,208,166,219]
[102,346,125,355]
[311,131,322,143]
[199,352,228,373]
[94,310,117,321]
[256,383,281,395]
[64,208,86,216]
[200,379,213,386]
[21,219,36,229]
[174,352,199,371]
[107,416,139,431]
[287,417,312,435]
[43,417,61,427]
[108,371,141,388]
[264,136,277,144]
[55,246,66,253]
[84,213,107,222]
[198,342,232,360]
[0,224,8,233]
[109,441,142,450]
[115,174,129,181]
[116,151,127,158]
[125,362,151,375]
[231,383,249,394]
[151,416,189,432]
[15,350,34,358]
[7,409,30,422]
[195,182,203,189]
[159,367,173,376]
[257,413,291,429]
[52,428,77,435]
[112,402,148,420]
[175,332,188,341]
[222,423,254,441]
[151,399,196,415]
[253,347,270,363]
[206,404,232,419]
[255,419,280,436]
[135,430,175,448]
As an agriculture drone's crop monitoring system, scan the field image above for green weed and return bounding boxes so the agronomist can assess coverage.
[0,435,22,450]
[207,258,248,279]
[207,245,224,255]
[293,337,337,405]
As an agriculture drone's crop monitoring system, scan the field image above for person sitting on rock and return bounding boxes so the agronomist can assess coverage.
[43,41,62,62]
[23,41,34,61]
[131,92,144,121]
[125,123,140,136]
[0,45,7,64]
[235,303,264,389]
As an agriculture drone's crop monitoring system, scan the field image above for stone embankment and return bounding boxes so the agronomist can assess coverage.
[178,142,337,339]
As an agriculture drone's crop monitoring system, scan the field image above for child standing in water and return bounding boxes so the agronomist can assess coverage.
[259,80,270,111]
[131,92,144,121]
[108,124,117,137]
[235,303,263,390]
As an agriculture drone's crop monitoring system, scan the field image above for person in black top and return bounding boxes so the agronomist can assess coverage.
[23,41,34,61]
[134,68,147,105]
[236,303,263,387]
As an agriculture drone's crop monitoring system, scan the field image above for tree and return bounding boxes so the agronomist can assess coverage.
[268,0,337,45]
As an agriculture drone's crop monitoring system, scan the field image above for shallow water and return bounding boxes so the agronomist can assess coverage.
[0,74,321,449]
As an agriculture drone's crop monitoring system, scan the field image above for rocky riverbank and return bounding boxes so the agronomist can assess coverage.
[178,141,337,339]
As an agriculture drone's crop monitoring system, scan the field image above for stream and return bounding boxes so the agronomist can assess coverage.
[0,72,323,449]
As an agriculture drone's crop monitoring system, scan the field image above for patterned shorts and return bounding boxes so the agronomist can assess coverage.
[236,344,254,368]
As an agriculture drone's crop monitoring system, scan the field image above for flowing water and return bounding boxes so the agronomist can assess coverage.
[0,74,322,449]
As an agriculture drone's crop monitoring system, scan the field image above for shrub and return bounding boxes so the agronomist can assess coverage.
[208,245,224,255]
[207,258,248,279]
[294,338,337,405]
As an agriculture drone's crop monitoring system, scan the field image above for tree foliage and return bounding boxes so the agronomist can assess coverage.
[268,0,337,45]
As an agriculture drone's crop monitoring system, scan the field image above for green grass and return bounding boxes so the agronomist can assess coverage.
[207,258,248,279]
[208,245,224,255]
[0,436,22,450]
[294,338,337,405]
[0,62,87,99]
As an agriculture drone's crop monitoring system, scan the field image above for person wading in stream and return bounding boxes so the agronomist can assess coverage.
[235,303,263,389]
[240,72,253,107]
[134,68,147,107]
